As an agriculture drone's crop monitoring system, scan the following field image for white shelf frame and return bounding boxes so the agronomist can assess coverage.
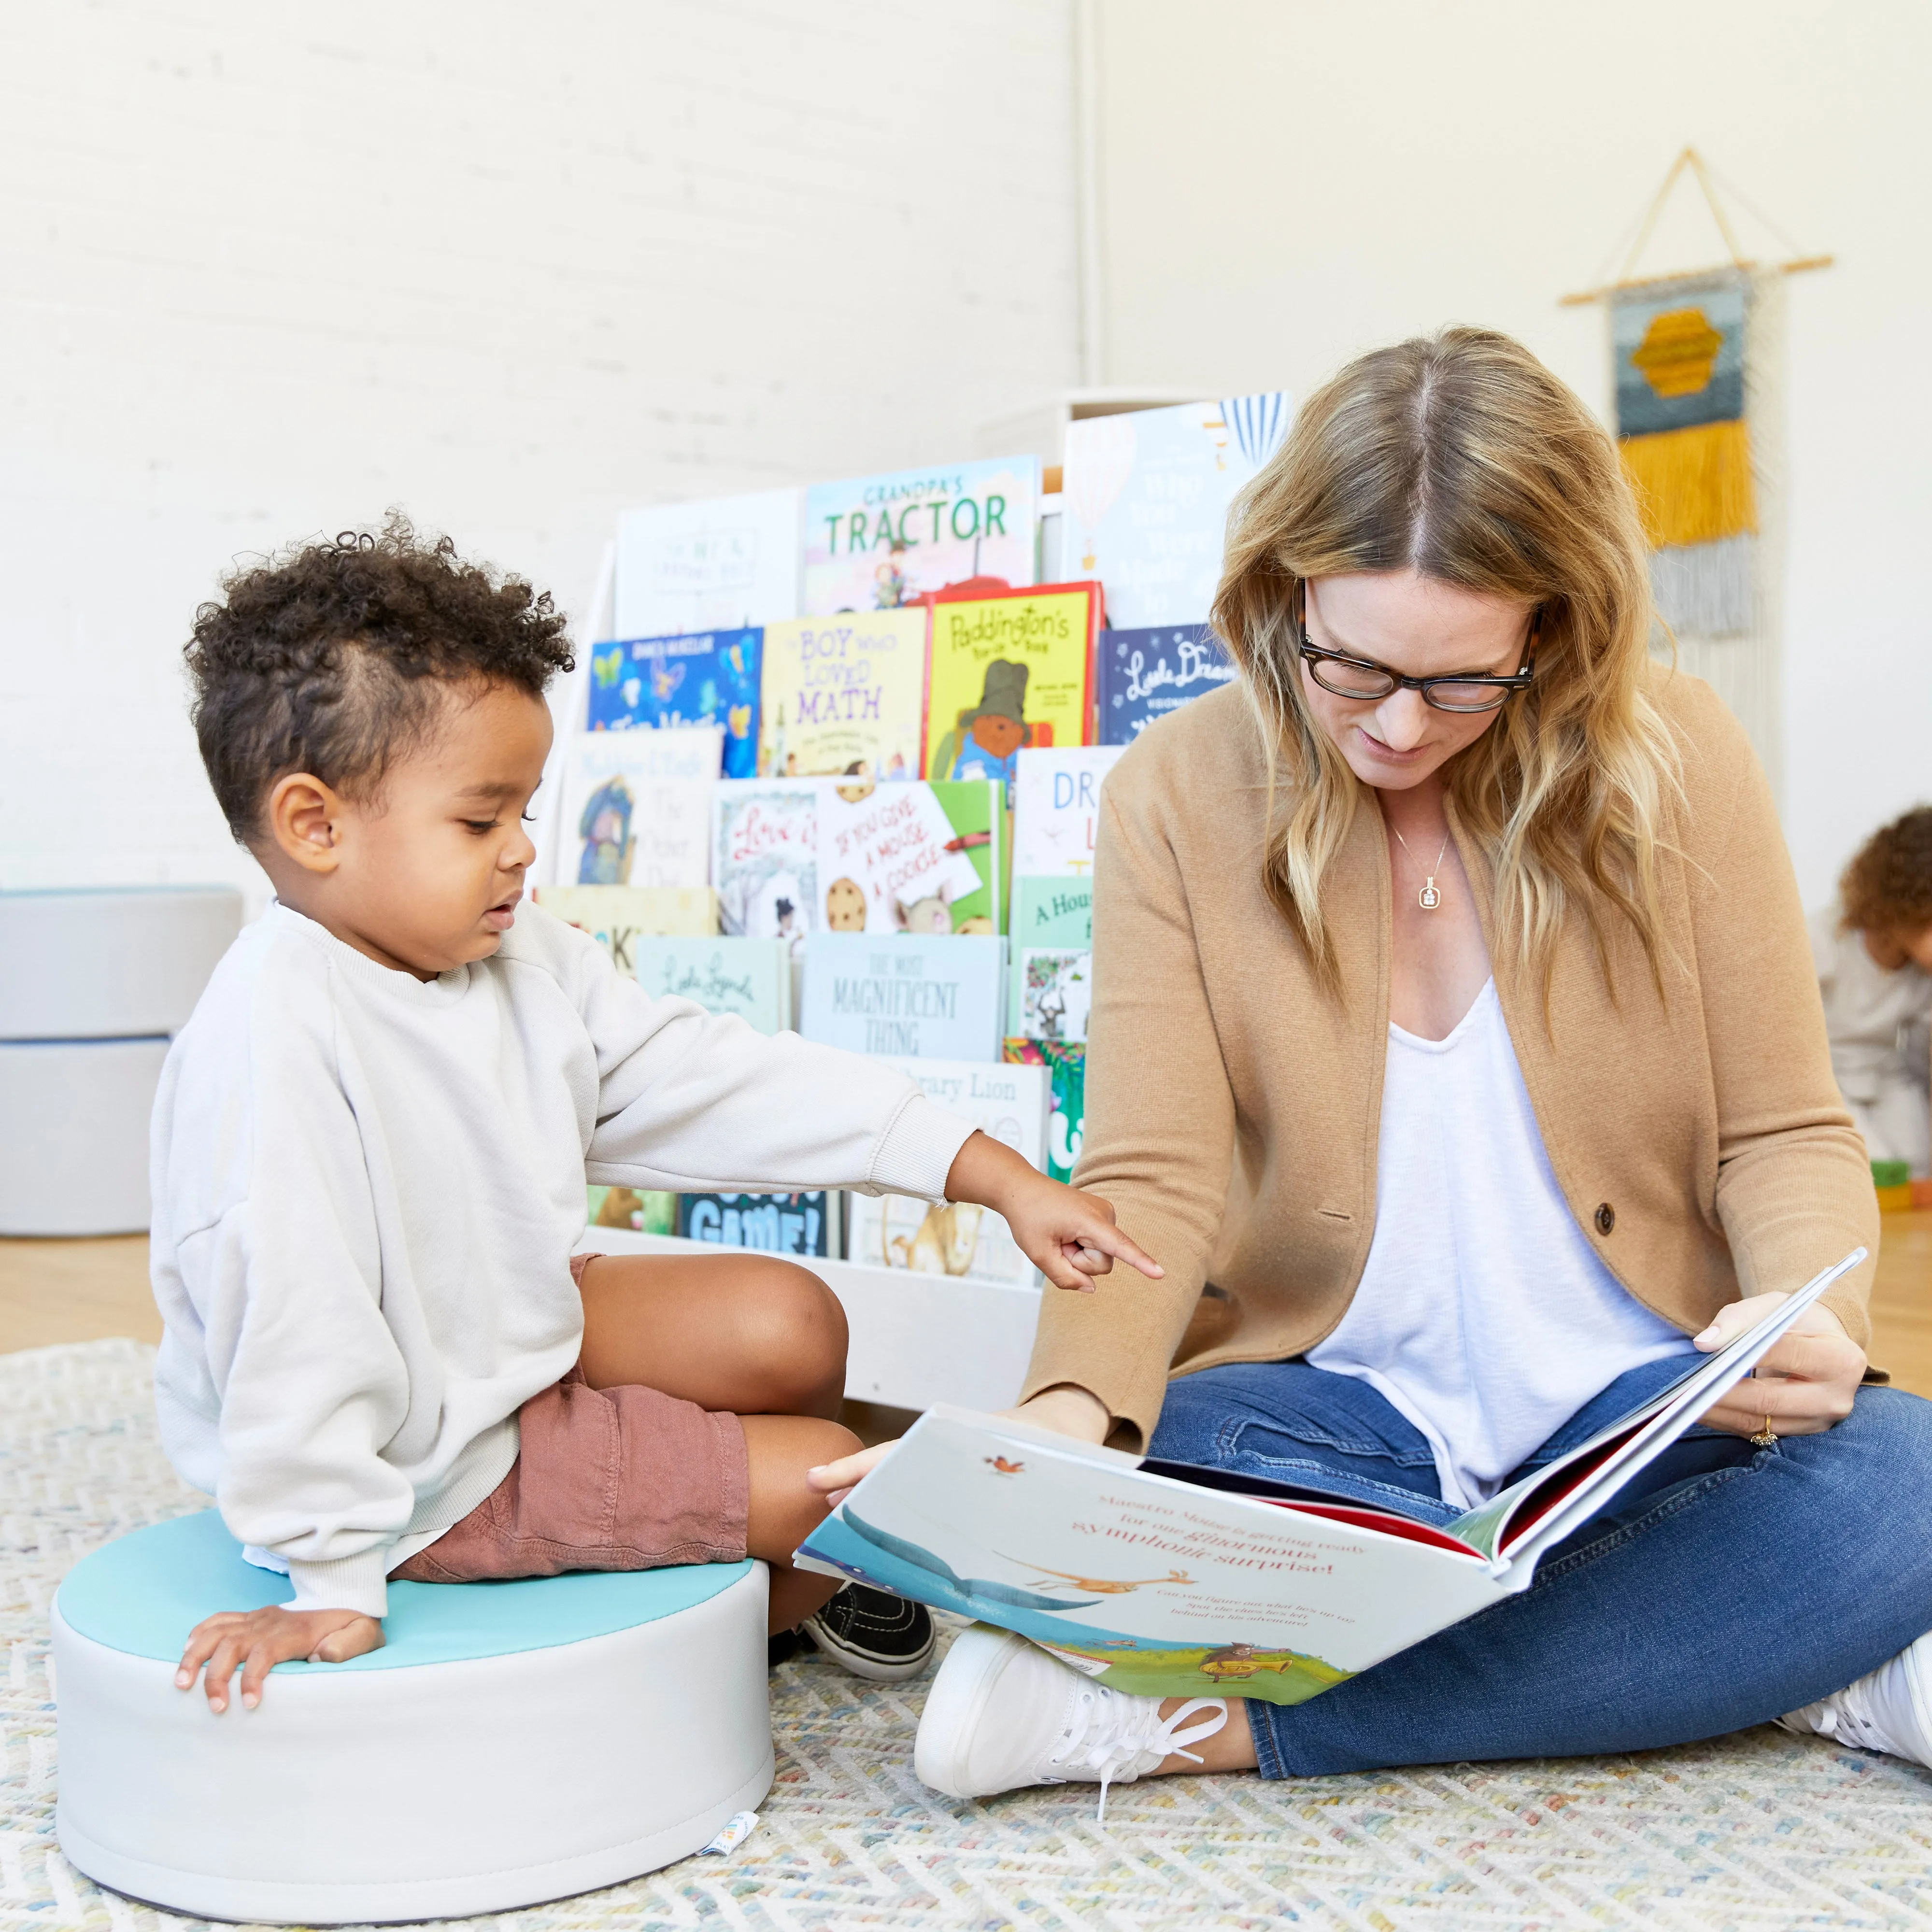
[572,1229,1042,1414]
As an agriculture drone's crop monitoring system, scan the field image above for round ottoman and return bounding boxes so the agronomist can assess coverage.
[53,1511,773,1924]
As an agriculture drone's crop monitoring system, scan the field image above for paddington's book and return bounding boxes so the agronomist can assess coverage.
[759,611,929,781]
[796,1252,1861,1705]
[634,936,792,1034]
[1096,625,1235,744]
[803,457,1040,616]
[552,723,722,889]
[1061,393,1291,628]
[925,582,1101,804]
[844,1056,1050,1291]
[587,631,762,779]
[799,933,1008,1062]
[532,886,719,975]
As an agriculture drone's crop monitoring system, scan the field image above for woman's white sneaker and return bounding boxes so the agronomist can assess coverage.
[1776,1630,1932,1766]
[914,1622,1227,1821]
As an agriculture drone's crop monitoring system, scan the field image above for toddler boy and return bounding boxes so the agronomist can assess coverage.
[158,521,1158,1714]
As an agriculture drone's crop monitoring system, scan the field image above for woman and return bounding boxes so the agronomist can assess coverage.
[814,327,1932,1798]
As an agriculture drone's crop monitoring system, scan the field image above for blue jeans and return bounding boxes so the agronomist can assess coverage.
[1148,1357,1932,1777]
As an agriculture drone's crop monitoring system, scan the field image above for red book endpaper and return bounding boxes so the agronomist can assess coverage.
[1496,1425,1646,1552]
[1258,1498,1483,1558]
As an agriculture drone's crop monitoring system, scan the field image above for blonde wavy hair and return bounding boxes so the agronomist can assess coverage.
[1213,326,1679,995]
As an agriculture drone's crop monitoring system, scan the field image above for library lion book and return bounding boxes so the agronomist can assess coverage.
[796,1252,1861,1703]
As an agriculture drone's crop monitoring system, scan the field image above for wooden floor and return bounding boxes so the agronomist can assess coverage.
[5,1215,1932,1394]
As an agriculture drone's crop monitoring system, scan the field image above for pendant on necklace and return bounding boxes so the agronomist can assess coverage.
[1419,879,1441,911]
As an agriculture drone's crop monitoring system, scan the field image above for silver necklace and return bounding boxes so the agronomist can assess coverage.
[1390,824,1449,911]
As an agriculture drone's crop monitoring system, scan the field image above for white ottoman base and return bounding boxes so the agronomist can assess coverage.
[54,1562,772,1924]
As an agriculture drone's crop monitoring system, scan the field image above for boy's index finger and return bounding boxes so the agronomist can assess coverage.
[1085,1220,1164,1280]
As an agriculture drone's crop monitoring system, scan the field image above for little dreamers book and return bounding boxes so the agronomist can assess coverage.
[796,1251,1864,1705]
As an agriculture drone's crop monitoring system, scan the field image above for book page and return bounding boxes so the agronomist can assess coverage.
[796,1409,1513,1705]
[1451,1248,1866,1565]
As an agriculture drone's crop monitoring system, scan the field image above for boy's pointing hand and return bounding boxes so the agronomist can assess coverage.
[941,1130,1162,1294]
[176,1605,384,1712]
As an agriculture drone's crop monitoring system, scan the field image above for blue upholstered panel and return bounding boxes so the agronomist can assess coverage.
[58,1510,753,1672]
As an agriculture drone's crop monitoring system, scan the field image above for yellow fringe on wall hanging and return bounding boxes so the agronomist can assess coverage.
[1611,270,1756,635]
[1618,417,1758,551]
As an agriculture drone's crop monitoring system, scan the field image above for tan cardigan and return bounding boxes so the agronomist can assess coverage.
[1022,666,1878,1451]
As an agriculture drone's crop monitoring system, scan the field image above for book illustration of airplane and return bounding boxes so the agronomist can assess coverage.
[984,1456,1025,1474]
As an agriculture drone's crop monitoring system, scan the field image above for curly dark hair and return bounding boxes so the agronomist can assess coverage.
[1840,806,1932,937]
[184,513,574,842]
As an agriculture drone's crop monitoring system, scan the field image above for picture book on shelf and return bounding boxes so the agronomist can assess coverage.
[1008,879,1093,1043]
[759,611,928,781]
[817,778,1003,937]
[553,724,722,889]
[1096,625,1235,744]
[803,457,1040,615]
[845,1056,1050,1290]
[712,782,819,954]
[586,1185,677,1237]
[800,933,1008,1062]
[614,490,802,639]
[679,1191,837,1258]
[1002,1038,1084,1182]
[926,584,1100,803]
[1011,746,1122,878]
[533,886,718,974]
[797,1252,1862,1704]
[634,936,792,1034]
[587,631,761,779]
[1062,394,1291,627]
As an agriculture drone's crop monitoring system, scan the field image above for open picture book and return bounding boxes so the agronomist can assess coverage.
[796,1250,1865,1705]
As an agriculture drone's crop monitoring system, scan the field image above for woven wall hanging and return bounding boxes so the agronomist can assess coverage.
[1564,147,1831,793]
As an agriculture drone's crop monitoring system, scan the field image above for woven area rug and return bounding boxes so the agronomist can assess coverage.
[5,1341,1931,1932]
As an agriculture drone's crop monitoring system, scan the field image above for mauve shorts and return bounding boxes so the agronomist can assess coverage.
[392,1255,751,1583]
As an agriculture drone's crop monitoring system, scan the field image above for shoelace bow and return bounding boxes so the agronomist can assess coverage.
[1049,1686,1230,1824]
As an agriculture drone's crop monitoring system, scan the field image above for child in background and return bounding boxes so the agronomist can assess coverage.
[158,520,1160,1716]
[1811,806,1932,1177]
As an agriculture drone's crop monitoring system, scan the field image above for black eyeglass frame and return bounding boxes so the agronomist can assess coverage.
[1293,581,1541,714]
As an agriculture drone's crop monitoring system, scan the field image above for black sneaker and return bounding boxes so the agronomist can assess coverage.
[800,1584,935,1682]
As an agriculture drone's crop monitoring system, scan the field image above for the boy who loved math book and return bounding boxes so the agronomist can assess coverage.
[926,584,1100,803]
[759,611,927,781]
[803,458,1039,615]
[587,630,762,779]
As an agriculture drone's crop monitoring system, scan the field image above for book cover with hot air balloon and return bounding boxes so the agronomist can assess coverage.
[1062,395,1293,629]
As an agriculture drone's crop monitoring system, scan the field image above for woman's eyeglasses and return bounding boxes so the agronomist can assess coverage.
[1294,588,1539,714]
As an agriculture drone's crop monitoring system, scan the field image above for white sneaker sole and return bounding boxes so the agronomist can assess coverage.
[913,1623,1032,1798]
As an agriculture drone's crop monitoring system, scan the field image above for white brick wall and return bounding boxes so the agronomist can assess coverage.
[0,0,1080,904]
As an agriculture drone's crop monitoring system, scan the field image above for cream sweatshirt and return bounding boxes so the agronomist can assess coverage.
[150,901,974,1617]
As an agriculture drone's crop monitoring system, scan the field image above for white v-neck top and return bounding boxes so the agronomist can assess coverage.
[1307,979,1693,1509]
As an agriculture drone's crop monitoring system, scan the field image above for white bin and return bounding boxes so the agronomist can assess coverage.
[0,1037,170,1236]
[0,886,242,1040]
